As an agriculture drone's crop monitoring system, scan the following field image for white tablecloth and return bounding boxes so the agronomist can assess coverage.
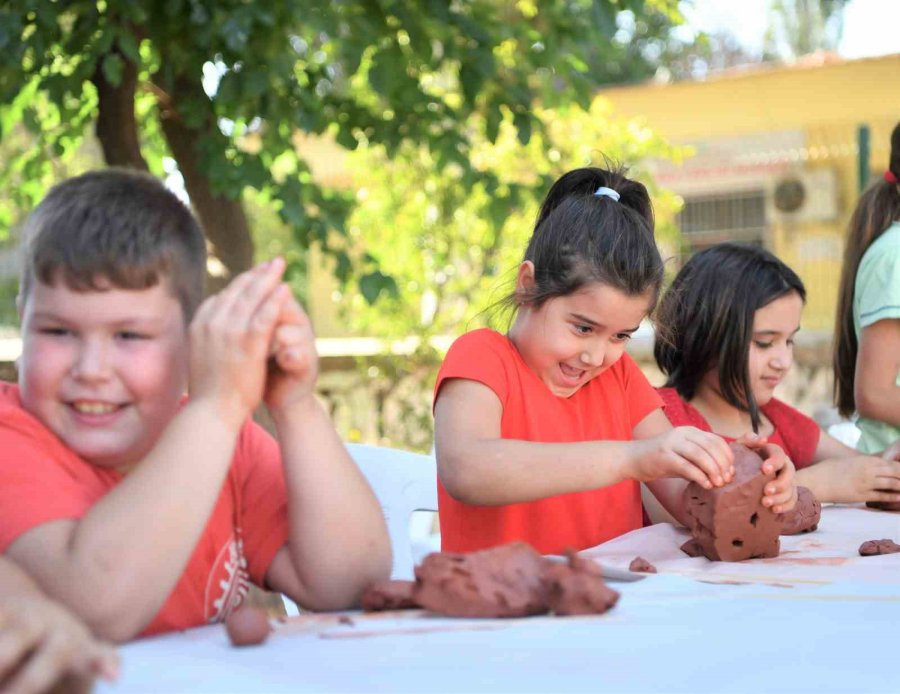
[100,504,900,694]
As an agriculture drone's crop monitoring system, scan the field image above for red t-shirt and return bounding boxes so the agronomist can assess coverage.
[434,329,663,555]
[657,387,819,469]
[0,383,288,637]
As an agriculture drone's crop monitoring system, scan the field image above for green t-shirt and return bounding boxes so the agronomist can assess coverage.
[853,221,900,453]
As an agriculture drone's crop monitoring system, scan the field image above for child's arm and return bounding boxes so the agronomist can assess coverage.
[855,319,900,427]
[434,380,734,507]
[259,294,392,610]
[0,556,118,694]
[639,410,797,525]
[795,431,900,504]
[6,261,291,641]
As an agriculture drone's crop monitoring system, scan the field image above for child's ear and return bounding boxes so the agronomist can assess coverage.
[515,261,536,302]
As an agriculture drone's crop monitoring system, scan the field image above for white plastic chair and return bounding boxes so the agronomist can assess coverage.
[346,443,439,581]
[283,443,439,616]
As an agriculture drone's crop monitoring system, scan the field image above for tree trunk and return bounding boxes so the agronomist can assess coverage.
[152,70,255,282]
[92,50,149,171]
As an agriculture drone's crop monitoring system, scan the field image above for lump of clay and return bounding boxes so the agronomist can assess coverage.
[225,606,270,647]
[682,443,780,561]
[779,486,821,535]
[628,556,657,573]
[360,580,419,611]
[542,552,620,616]
[680,538,704,557]
[414,542,549,618]
[866,501,900,512]
[859,539,900,556]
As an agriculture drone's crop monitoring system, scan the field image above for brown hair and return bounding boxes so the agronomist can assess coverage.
[655,243,805,433]
[19,169,207,321]
[503,165,663,311]
[833,123,900,416]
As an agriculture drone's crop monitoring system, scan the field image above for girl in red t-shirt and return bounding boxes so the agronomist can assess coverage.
[433,167,795,555]
[654,243,900,506]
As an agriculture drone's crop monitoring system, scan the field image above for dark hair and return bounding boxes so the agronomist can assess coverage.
[505,165,663,310]
[654,243,806,432]
[19,169,207,321]
[833,122,900,416]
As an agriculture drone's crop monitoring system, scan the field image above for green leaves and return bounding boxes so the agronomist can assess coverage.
[0,0,686,303]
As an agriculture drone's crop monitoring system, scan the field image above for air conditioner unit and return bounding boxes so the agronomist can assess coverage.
[770,168,838,223]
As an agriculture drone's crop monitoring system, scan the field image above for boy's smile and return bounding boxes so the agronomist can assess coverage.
[18,280,190,471]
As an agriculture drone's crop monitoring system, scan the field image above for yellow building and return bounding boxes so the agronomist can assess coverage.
[598,52,900,331]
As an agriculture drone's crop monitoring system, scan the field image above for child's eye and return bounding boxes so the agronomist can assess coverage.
[38,327,70,337]
[754,341,773,349]
[612,333,632,343]
[786,338,795,347]
[116,331,147,341]
[573,324,592,335]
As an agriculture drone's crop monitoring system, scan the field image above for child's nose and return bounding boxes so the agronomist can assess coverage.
[73,340,112,381]
[580,342,606,367]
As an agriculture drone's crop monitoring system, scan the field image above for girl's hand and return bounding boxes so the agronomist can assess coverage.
[0,596,119,694]
[736,435,797,513]
[830,456,900,504]
[882,440,900,462]
[630,426,734,489]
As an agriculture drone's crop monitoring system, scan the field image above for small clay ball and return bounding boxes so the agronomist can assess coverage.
[859,539,900,556]
[628,556,657,573]
[779,486,822,535]
[225,606,270,647]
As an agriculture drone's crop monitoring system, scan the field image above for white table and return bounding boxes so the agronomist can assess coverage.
[101,504,900,693]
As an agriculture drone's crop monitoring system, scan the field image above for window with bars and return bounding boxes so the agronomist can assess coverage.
[676,190,767,254]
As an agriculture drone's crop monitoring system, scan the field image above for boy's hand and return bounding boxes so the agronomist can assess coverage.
[630,427,735,490]
[265,293,319,411]
[738,435,796,513]
[189,259,290,427]
[0,596,119,694]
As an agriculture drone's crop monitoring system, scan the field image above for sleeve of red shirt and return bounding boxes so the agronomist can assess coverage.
[434,330,511,409]
[0,419,91,553]
[762,398,821,469]
[232,420,289,587]
[618,353,664,430]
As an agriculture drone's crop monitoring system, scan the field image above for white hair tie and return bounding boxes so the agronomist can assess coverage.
[594,186,620,202]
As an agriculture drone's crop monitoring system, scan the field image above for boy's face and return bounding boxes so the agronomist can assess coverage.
[18,278,190,472]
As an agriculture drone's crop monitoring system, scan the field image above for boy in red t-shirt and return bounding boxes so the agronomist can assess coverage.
[0,170,390,642]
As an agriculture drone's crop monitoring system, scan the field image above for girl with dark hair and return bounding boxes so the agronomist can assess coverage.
[833,122,900,455]
[656,243,900,505]
[433,168,794,555]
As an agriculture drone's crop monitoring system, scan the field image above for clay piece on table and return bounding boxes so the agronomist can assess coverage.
[682,443,781,561]
[413,542,550,618]
[542,552,620,616]
[225,606,271,647]
[680,538,704,557]
[859,539,900,556]
[628,556,657,573]
[360,580,419,612]
[779,486,822,535]
[866,501,900,512]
